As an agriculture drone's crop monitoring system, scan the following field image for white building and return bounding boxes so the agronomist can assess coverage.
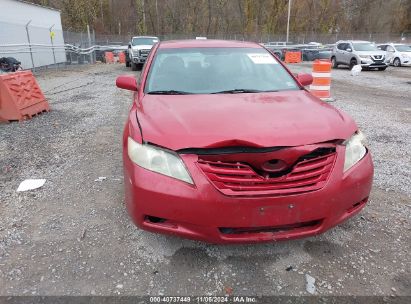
[0,0,66,69]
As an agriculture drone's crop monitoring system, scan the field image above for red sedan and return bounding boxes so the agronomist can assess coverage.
[116,40,373,244]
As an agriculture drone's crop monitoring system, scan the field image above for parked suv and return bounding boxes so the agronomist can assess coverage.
[127,36,159,71]
[377,43,411,67]
[331,40,387,70]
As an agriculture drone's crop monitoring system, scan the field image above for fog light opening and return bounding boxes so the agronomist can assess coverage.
[145,215,167,224]
[347,197,369,213]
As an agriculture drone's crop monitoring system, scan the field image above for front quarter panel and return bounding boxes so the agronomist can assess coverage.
[127,43,160,147]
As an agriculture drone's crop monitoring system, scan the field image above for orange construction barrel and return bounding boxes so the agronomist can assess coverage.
[285,51,302,63]
[0,71,50,122]
[310,59,333,101]
[118,52,126,63]
[105,52,114,63]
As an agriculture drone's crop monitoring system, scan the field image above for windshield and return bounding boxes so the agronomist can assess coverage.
[132,37,158,46]
[395,45,411,52]
[145,47,299,94]
[352,43,379,51]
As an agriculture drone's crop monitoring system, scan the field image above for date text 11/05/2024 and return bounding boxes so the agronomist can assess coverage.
[149,296,257,303]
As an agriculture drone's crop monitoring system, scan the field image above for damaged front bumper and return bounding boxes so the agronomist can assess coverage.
[360,58,387,68]
[132,57,146,64]
[123,140,374,244]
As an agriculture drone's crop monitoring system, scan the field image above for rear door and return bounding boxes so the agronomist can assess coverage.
[335,43,347,64]
[378,45,389,63]
[385,45,396,63]
[343,43,354,64]
[338,43,352,65]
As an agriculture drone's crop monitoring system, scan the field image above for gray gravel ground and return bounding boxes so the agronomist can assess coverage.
[0,62,410,297]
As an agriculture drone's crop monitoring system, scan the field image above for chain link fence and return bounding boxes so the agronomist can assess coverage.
[1,23,409,72]
[0,20,66,71]
[158,32,410,44]
[90,31,411,44]
[63,30,96,65]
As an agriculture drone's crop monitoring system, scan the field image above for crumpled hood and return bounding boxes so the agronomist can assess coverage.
[137,90,357,151]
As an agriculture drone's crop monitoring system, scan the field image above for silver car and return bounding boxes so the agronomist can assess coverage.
[331,40,387,71]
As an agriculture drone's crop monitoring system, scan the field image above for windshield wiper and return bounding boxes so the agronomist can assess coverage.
[147,90,193,95]
[211,89,277,94]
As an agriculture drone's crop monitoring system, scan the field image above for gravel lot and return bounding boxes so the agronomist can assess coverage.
[0,62,410,297]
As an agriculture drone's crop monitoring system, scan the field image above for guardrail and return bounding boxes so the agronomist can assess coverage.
[0,42,336,69]
[262,43,334,62]
[0,43,128,70]
[0,43,127,55]
[1,42,333,57]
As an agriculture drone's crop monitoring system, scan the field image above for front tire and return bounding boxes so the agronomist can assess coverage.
[331,56,338,68]
[393,57,401,67]
[378,67,387,71]
[349,58,357,70]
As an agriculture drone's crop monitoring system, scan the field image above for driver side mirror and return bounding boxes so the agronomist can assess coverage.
[346,48,352,52]
[297,73,313,87]
[116,75,138,91]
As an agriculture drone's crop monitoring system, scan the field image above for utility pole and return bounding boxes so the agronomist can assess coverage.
[286,0,292,43]
[142,0,146,34]
[100,0,104,31]
[87,24,93,64]
[155,0,160,35]
[49,24,56,68]
[25,20,35,71]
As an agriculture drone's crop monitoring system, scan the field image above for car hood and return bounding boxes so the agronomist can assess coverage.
[355,50,385,56]
[137,90,357,151]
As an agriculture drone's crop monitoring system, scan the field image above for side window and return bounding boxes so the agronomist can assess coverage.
[386,46,394,52]
[337,43,345,50]
[346,43,353,51]
[378,45,387,51]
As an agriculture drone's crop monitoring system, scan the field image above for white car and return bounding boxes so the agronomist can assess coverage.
[127,36,159,71]
[377,43,411,67]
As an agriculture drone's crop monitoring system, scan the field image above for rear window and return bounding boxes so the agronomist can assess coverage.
[145,47,299,94]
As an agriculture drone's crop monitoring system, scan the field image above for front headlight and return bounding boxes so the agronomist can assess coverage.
[127,137,194,184]
[359,55,371,59]
[343,131,367,172]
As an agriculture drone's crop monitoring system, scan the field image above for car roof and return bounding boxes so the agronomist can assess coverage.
[378,43,406,46]
[158,39,261,49]
[131,36,159,39]
[336,40,371,44]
